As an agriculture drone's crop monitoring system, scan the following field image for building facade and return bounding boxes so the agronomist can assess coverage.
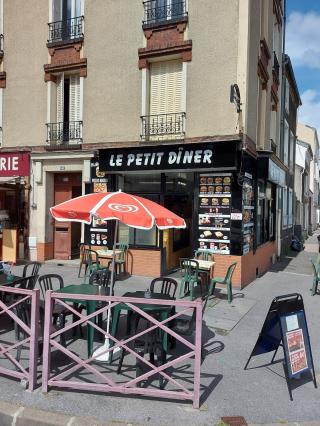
[0,0,288,287]
[296,123,320,235]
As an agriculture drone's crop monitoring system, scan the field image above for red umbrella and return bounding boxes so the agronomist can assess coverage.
[50,190,186,230]
[50,190,186,360]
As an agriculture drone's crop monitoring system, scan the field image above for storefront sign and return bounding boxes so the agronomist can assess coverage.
[268,160,286,187]
[99,141,239,172]
[0,153,29,177]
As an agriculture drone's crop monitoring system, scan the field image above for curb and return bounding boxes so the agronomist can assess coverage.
[0,400,136,426]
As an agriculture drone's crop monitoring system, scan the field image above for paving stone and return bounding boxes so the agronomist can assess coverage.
[0,400,23,426]
[16,407,71,426]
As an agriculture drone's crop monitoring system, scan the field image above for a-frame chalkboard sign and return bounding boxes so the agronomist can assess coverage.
[244,293,317,400]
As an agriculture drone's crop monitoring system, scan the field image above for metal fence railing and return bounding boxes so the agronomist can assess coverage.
[42,291,202,408]
[143,0,187,25]
[141,112,186,142]
[0,286,40,391]
[48,16,84,43]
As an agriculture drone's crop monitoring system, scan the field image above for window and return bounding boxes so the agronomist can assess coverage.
[142,59,185,141]
[257,181,275,245]
[282,187,288,228]
[143,0,186,26]
[50,0,82,42]
[283,120,289,166]
[289,131,295,172]
[288,188,293,227]
[47,73,82,144]
[285,78,290,113]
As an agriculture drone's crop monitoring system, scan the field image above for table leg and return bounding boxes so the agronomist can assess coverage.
[86,300,96,358]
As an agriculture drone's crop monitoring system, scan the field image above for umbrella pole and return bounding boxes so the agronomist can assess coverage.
[106,220,118,336]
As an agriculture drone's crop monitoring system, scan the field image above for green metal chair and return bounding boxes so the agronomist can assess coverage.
[115,243,129,275]
[310,258,320,296]
[208,262,237,303]
[179,258,202,300]
[194,249,214,261]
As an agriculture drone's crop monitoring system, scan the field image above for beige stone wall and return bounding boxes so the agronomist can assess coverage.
[186,0,239,137]
[83,0,142,144]
[3,0,47,148]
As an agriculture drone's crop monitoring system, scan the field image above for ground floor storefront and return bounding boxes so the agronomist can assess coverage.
[28,142,284,288]
[0,152,30,263]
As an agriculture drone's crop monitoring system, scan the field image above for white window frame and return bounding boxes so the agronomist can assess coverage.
[282,187,288,229]
[283,120,289,166]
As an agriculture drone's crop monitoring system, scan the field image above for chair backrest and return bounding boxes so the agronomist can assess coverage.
[225,262,237,284]
[22,262,42,278]
[150,277,178,297]
[89,268,114,294]
[12,275,39,291]
[115,243,128,262]
[83,248,99,265]
[194,250,214,261]
[38,274,64,299]
[180,258,199,279]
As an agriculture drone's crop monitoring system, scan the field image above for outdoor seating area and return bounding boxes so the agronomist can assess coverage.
[0,252,235,408]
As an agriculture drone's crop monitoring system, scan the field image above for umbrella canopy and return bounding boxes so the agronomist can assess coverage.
[50,190,186,229]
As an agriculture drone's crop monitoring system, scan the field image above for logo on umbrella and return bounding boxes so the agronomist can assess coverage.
[68,211,78,218]
[108,203,139,213]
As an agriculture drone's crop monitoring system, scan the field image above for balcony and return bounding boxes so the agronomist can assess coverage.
[141,112,186,142]
[47,16,84,44]
[272,51,280,85]
[46,121,82,150]
[143,0,187,26]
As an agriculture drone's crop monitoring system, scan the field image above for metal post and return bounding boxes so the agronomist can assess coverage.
[29,289,40,391]
[193,298,202,409]
[42,290,53,393]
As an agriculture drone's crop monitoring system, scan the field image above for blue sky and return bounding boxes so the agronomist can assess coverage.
[286,0,320,132]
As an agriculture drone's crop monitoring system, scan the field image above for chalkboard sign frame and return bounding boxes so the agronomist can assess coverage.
[244,293,317,400]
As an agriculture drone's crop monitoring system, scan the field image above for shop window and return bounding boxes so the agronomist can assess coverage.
[282,187,288,228]
[257,181,275,246]
[123,173,161,193]
[288,188,293,227]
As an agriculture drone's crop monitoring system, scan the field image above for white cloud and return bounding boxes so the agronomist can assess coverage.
[286,11,320,69]
[299,90,320,136]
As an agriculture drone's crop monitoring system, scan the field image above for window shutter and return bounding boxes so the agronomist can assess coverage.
[150,60,182,115]
[69,74,80,122]
[56,74,64,123]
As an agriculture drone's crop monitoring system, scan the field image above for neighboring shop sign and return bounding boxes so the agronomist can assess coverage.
[268,160,286,187]
[197,173,232,254]
[99,141,239,172]
[84,160,110,247]
[0,152,29,177]
[242,172,254,254]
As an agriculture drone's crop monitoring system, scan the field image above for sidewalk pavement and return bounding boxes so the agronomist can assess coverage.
[1,232,320,426]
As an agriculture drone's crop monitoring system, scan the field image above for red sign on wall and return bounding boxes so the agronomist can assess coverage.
[0,152,30,177]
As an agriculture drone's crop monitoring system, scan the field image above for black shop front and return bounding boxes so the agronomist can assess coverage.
[94,140,260,279]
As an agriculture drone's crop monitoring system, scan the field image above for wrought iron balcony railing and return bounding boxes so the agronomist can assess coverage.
[272,51,280,84]
[143,0,187,26]
[48,16,84,44]
[141,112,186,141]
[46,121,82,150]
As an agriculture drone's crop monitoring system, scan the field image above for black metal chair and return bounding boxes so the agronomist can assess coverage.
[14,297,45,364]
[89,269,114,329]
[22,262,42,278]
[38,274,83,342]
[13,275,39,291]
[117,325,166,389]
[149,277,178,298]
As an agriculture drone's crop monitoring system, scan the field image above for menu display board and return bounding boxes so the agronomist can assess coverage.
[85,161,110,247]
[197,173,232,254]
[242,173,254,254]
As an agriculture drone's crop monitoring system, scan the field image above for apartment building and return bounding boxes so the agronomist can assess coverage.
[0,0,287,287]
[295,123,320,236]
[277,55,301,256]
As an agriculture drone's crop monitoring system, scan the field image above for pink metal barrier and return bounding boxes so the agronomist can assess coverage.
[42,291,202,408]
[0,286,40,391]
